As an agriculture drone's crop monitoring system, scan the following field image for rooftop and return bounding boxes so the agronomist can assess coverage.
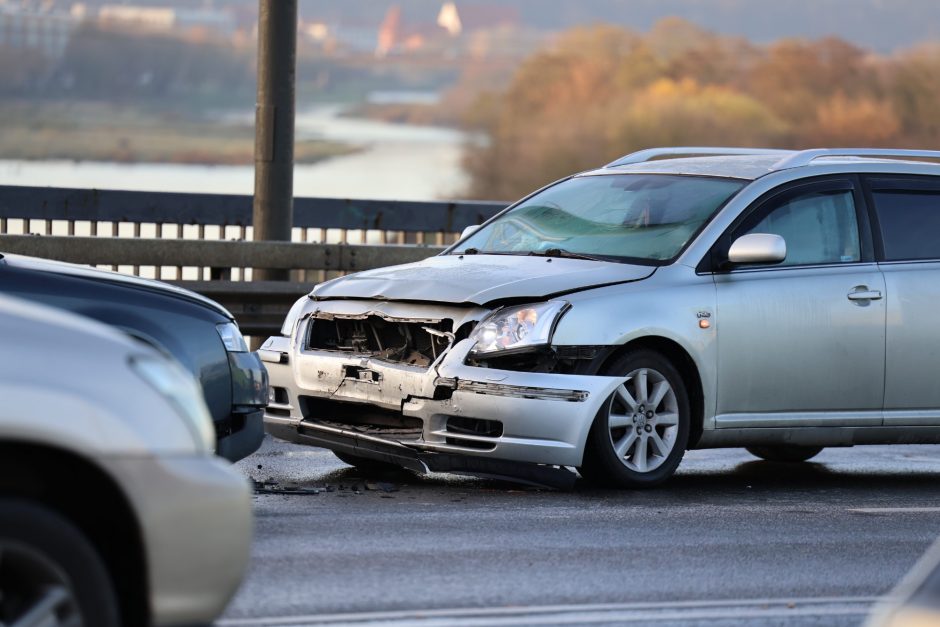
[583,148,940,181]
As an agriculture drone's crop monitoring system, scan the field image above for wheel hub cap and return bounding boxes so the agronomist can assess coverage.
[606,367,680,474]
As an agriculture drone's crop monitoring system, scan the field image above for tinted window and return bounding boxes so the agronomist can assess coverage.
[737,189,860,267]
[871,189,940,261]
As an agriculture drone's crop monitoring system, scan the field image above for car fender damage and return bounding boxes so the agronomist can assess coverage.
[262,303,626,488]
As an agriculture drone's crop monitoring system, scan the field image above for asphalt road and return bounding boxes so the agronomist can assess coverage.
[222,437,940,626]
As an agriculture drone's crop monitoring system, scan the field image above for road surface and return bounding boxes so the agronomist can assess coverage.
[222,437,940,626]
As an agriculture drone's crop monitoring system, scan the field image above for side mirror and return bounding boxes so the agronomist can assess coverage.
[460,225,480,240]
[727,233,786,265]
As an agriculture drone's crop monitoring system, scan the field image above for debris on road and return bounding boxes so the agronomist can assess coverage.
[253,480,321,495]
[252,479,401,496]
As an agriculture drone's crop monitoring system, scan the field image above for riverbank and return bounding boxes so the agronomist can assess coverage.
[0,103,470,200]
[0,102,355,166]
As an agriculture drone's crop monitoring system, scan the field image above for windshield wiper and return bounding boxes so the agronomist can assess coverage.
[527,248,607,262]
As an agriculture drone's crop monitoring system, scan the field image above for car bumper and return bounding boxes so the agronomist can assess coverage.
[216,350,268,462]
[261,335,624,472]
[215,407,265,462]
[100,454,252,626]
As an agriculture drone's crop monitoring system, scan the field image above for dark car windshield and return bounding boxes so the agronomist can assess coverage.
[454,174,745,264]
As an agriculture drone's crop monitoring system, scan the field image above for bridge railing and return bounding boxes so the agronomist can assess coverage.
[0,185,506,336]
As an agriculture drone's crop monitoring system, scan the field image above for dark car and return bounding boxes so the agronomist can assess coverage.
[0,253,267,461]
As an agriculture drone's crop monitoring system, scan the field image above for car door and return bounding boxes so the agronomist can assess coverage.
[709,177,886,428]
[865,176,940,426]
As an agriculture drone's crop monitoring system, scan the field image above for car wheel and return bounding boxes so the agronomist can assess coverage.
[0,498,120,627]
[333,450,401,474]
[746,445,824,463]
[580,349,690,488]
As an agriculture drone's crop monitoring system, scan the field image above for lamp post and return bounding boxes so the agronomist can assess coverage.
[252,0,297,282]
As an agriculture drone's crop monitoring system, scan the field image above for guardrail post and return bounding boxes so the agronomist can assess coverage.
[252,0,296,282]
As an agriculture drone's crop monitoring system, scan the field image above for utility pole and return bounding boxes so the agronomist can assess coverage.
[252,0,297,282]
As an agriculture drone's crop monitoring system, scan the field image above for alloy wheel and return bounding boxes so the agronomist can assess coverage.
[606,367,680,473]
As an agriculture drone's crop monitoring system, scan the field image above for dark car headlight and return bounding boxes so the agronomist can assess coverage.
[216,322,248,353]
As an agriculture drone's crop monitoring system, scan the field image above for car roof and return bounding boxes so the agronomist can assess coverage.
[580,148,940,181]
[588,155,784,180]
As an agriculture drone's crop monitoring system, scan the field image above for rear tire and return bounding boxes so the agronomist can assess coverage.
[0,498,120,627]
[579,349,691,488]
[333,450,401,474]
[746,445,824,463]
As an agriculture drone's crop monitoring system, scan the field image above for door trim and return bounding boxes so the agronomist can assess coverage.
[715,411,882,429]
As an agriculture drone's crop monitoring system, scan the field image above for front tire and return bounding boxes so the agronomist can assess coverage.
[579,350,691,488]
[746,445,824,463]
[0,498,120,627]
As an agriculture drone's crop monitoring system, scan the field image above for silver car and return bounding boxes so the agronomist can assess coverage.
[0,295,252,625]
[262,147,940,488]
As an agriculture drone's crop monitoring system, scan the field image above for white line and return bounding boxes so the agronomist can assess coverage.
[217,596,881,627]
[849,507,940,513]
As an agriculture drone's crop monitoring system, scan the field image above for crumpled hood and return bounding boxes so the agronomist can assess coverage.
[312,253,655,305]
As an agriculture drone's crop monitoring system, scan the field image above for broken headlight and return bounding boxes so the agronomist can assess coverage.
[469,301,569,356]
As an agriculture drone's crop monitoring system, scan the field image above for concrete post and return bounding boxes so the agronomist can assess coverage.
[252,0,297,282]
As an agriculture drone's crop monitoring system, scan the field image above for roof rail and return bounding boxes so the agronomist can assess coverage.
[605,147,792,168]
[773,148,940,170]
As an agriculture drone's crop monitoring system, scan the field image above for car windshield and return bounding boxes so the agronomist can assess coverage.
[454,174,745,264]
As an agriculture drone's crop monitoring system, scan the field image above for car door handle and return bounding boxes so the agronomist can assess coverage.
[847,289,883,301]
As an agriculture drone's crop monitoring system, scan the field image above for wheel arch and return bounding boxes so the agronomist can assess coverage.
[0,441,150,626]
[597,335,705,449]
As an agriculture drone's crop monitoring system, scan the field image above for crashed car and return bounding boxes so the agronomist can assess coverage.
[262,147,940,488]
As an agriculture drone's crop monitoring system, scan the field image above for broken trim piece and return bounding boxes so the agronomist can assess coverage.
[455,380,590,402]
[294,418,577,489]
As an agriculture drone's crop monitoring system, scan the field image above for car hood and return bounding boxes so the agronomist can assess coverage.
[312,254,656,305]
[0,253,233,319]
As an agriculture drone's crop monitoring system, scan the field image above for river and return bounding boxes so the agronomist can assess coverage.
[0,104,468,201]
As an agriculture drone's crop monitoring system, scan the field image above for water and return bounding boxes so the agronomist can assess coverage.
[0,103,468,200]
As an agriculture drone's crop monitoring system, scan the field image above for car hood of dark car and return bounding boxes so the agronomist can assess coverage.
[0,253,233,319]
[311,253,656,305]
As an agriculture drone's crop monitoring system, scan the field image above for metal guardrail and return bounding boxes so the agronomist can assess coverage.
[0,185,505,336]
[0,185,503,232]
[0,235,443,271]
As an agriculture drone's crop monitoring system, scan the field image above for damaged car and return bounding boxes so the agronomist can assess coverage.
[262,147,940,488]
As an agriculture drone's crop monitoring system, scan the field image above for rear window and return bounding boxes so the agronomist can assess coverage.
[871,186,940,261]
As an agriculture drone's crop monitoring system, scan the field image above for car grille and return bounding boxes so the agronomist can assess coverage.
[306,315,454,367]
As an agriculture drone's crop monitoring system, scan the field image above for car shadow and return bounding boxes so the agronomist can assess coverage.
[298,457,940,500]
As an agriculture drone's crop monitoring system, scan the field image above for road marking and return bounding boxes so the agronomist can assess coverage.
[218,596,882,626]
[848,507,940,513]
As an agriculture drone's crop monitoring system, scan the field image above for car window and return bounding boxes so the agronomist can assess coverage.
[455,174,745,264]
[870,188,940,261]
[736,188,861,267]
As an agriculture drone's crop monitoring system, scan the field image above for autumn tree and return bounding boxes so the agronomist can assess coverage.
[461,18,939,200]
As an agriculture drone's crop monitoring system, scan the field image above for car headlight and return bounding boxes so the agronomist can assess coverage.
[469,301,569,355]
[280,296,310,337]
[216,321,248,353]
[130,355,216,452]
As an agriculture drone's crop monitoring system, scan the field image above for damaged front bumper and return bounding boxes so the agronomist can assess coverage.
[260,314,623,482]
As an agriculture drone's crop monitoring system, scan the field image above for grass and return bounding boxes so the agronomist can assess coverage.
[0,101,356,165]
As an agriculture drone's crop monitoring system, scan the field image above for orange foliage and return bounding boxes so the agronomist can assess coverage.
[461,18,938,199]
